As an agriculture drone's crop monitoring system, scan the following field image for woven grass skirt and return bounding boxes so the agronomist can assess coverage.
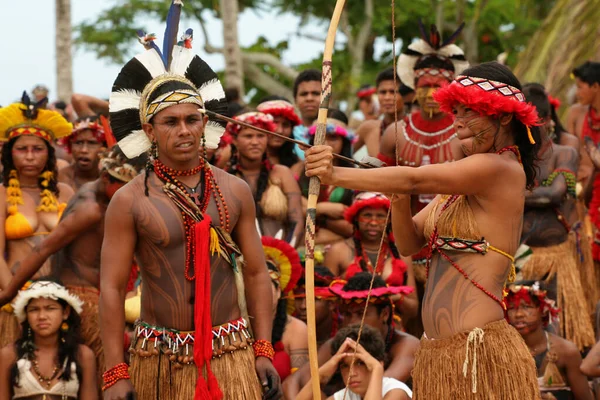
[412,319,540,400]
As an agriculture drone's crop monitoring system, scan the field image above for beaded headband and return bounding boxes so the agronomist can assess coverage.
[434,75,540,144]
[414,67,454,82]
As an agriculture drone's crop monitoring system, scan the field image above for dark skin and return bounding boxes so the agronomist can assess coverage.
[283,303,419,399]
[100,104,280,400]
[233,127,304,245]
[293,296,336,345]
[522,133,579,247]
[323,208,418,319]
[306,105,527,339]
[507,298,593,400]
[59,130,105,191]
[0,300,97,400]
[0,175,121,306]
[354,80,404,157]
[378,75,463,167]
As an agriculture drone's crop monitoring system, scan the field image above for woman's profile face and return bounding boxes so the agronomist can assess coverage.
[26,297,68,338]
[11,135,49,179]
[452,104,499,156]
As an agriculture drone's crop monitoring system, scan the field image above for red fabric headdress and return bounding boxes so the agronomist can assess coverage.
[328,279,414,304]
[257,100,302,127]
[226,111,276,137]
[344,192,390,223]
[505,283,559,327]
[434,75,540,144]
[64,118,107,153]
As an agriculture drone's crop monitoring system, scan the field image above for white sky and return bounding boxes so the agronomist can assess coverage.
[0,0,399,106]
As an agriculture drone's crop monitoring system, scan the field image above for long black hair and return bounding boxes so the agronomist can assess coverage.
[2,136,60,197]
[522,83,567,144]
[267,261,288,344]
[10,279,83,389]
[227,144,271,218]
[460,62,541,189]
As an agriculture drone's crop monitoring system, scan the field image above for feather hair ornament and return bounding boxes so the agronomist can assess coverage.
[109,0,227,159]
[397,20,469,89]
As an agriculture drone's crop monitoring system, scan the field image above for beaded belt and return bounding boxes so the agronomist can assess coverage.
[130,317,253,365]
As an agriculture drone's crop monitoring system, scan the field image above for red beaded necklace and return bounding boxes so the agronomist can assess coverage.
[153,158,230,281]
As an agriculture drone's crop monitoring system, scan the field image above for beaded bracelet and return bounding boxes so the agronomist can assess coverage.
[102,362,131,391]
[252,339,275,361]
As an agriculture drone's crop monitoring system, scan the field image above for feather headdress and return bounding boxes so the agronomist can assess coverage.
[12,281,84,323]
[0,92,72,142]
[109,0,227,158]
[397,21,469,89]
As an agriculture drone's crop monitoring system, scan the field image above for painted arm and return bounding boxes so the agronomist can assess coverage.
[525,147,579,208]
[283,339,334,399]
[0,199,102,303]
[77,345,99,400]
[306,145,518,197]
[581,340,600,377]
[232,180,281,396]
[562,342,594,400]
[99,189,136,397]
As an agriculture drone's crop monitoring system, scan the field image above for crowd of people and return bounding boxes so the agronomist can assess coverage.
[1,2,600,399]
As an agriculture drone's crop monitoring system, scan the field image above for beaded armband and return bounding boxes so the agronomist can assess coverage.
[542,169,576,197]
[102,362,130,391]
[252,339,275,361]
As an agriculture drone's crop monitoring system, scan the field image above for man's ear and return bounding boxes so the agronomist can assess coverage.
[499,113,514,127]
[142,122,155,143]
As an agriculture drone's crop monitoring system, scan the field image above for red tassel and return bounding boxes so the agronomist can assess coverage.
[193,215,223,400]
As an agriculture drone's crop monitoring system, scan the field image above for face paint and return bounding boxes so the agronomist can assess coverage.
[416,87,440,118]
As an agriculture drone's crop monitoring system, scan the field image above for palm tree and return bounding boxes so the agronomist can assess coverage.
[56,0,73,102]
[514,0,600,115]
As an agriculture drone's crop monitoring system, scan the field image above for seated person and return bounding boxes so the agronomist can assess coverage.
[296,324,412,400]
[506,281,593,400]
[263,236,309,380]
[324,192,418,320]
[284,273,419,398]
[291,265,339,346]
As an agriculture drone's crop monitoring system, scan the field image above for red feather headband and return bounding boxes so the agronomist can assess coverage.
[257,100,302,127]
[344,192,390,223]
[63,119,106,152]
[434,75,540,144]
[357,87,376,99]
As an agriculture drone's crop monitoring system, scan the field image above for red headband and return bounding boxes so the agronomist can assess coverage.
[257,100,302,126]
[329,280,414,303]
[66,120,106,152]
[225,111,276,136]
[357,87,376,99]
[415,67,454,82]
[434,75,540,144]
[344,193,390,223]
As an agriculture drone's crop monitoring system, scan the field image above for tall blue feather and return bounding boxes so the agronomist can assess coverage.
[162,0,183,69]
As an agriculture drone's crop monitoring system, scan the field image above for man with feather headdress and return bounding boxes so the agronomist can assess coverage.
[98,2,281,399]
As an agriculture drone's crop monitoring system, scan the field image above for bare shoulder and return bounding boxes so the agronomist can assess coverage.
[569,103,588,119]
[560,132,580,149]
[287,315,308,332]
[58,164,74,178]
[57,182,75,196]
[550,333,580,358]
[328,239,353,255]
[77,344,95,364]
[272,164,293,176]
[392,330,420,353]
[211,166,253,197]
[357,119,382,134]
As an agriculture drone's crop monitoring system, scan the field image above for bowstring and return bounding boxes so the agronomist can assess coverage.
[341,1,398,398]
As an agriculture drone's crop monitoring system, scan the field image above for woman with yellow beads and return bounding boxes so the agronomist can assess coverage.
[0,92,74,347]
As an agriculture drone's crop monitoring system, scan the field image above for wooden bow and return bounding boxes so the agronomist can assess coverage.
[304,0,347,398]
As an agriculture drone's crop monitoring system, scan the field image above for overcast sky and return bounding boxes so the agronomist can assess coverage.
[0,0,336,105]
